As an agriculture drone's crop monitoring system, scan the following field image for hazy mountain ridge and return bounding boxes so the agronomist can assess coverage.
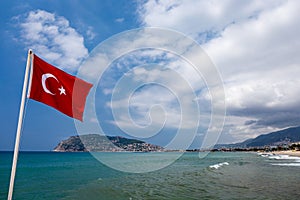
[216,126,300,148]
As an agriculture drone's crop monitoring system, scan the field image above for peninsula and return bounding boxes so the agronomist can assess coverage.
[53,134,164,152]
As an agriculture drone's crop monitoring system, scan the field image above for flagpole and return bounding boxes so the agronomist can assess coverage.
[7,49,32,200]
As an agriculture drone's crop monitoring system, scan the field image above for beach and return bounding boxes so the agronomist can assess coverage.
[272,150,300,157]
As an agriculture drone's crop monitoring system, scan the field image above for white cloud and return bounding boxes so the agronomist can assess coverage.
[86,26,96,40]
[203,0,300,78]
[17,9,88,71]
[76,28,225,148]
[109,84,181,128]
[203,0,300,128]
[138,0,285,41]
[106,54,203,132]
[138,0,300,142]
[115,18,125,23]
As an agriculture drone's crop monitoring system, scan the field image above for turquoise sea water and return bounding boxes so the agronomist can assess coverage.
[1,152,299,200]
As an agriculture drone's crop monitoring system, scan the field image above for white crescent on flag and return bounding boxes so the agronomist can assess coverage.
[41,73,58,95]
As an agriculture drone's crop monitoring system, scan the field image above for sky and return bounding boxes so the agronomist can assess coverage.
[1,0,300,151]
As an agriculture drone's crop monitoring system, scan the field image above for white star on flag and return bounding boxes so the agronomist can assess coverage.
[58,86,66,95]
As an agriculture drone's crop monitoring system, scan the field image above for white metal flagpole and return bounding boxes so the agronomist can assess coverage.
[7,49,32,200]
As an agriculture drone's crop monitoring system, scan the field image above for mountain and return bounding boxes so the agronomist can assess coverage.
[53,134,164,152]
[216,126,300,148]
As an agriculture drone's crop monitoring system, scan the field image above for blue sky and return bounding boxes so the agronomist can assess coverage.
[1,0,300,151]
[0,0,141,151]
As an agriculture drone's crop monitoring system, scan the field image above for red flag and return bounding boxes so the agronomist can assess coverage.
[28,54,93,121]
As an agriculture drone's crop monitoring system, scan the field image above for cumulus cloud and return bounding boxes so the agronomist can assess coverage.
[138,0,285,42]
[204,0,300,130]
[138,0,300,142]
[102,49,205,131]
[16,9,88,71]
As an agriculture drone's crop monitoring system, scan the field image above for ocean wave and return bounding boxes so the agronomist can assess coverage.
[209,162,229,170]
[268,155,300,160]
[260,153,300,166]
[271,163,300,167]
[258,153,300,161]
[257,153,272,157]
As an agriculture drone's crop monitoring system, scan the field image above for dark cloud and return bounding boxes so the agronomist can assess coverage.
[230,106,300,130]
[254,112,300,128]
[244,120,257,126]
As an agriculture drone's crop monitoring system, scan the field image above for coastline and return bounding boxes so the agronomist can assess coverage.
[271,150,300,157]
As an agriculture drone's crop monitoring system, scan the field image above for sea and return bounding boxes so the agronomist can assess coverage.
[0,151,299,200]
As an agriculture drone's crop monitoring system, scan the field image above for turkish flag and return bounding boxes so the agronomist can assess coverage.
[28,54,93,121]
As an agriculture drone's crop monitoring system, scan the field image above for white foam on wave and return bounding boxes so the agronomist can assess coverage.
[257,153,300,161]
[258,152,300,166]
[209,162,229,170]
[271,163,300,167]
[257,153,273,157]
[268,155,300,160]
[260,154,270,158]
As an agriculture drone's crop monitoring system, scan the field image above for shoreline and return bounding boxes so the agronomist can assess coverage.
[271,150,300,157]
